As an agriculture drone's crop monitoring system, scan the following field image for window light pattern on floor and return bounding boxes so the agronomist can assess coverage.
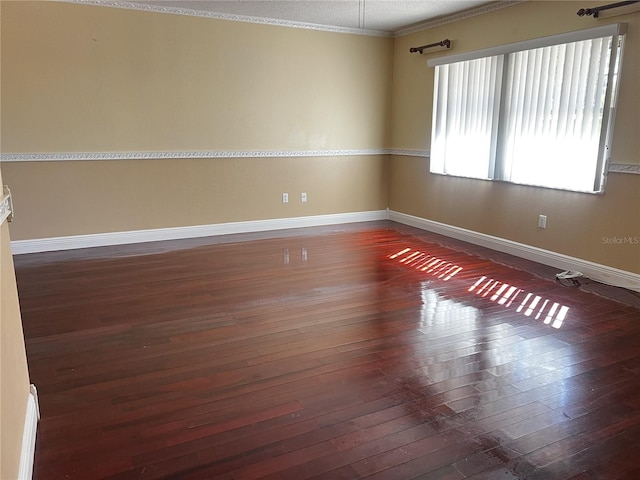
[469,276,569,329]
[388,246,569,329]
[388,248,463,281]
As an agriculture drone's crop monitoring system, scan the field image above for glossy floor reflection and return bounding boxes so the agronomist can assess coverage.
[15,223,640,479]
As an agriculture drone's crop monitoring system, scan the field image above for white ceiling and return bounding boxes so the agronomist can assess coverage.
[115,0,509,35]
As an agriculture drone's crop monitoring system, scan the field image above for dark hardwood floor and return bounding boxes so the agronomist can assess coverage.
[14,221,640,479]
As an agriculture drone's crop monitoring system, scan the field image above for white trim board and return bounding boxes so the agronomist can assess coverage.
[61,0,523,38]
[395,1,525,37]
[389,210,640,292]
[11,210,388,254]
[61,0,392,37]
[18,385,39,480]
[0,149,390,162]
[10,208,639,292]
[3,150,638,175]
[427,23,627,67]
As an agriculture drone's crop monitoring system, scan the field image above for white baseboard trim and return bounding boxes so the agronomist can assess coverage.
[18,385,39,480]
[389,210,640,292]
[11,210,388,254]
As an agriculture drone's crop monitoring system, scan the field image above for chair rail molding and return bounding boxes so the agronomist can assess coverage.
[3,150,637,174]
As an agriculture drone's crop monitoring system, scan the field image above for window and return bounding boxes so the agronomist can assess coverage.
[428,24,626,193]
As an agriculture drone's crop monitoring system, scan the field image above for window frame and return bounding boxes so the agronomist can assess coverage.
[427,24,627,194]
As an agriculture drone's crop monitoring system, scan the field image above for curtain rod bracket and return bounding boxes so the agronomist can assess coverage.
[577,0,638,17]
[410,39,451,54]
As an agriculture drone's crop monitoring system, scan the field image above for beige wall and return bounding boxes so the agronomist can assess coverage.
[0,167,31,480]
[0,0,392,240]
[3,155,388,239]
[0,1,637,475]
[1,1,392,152]
[390,1,640,273]
[1,1,639,275]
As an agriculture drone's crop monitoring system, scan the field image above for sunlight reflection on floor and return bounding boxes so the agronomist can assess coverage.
[420,286,481,333]
[389,247,462,281]
[470,276,569,329]
[390,245,569,329]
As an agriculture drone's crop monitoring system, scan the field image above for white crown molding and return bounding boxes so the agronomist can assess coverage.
[395,1,527,37]
[10,210,388,254]
[59,0,392,37]
[389,210,640,292]
[57,0,528,38]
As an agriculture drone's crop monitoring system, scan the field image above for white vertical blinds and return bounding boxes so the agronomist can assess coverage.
[429,24,625,193]
[502,37,613,191]
[431,56,502,179]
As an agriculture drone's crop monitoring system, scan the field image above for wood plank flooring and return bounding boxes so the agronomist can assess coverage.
[14,222,640,479]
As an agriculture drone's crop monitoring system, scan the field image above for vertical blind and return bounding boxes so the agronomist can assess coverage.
[428,24,626,193]
[501,37,613,190]
[430,55,503,179]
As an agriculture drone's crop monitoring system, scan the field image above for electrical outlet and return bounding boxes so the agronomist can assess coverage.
[282,193,288,203]
[301,192,307,203]
[538,214,547,229]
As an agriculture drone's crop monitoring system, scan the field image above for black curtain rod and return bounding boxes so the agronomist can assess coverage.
[409,39,451,54]
[577,0,638,17]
